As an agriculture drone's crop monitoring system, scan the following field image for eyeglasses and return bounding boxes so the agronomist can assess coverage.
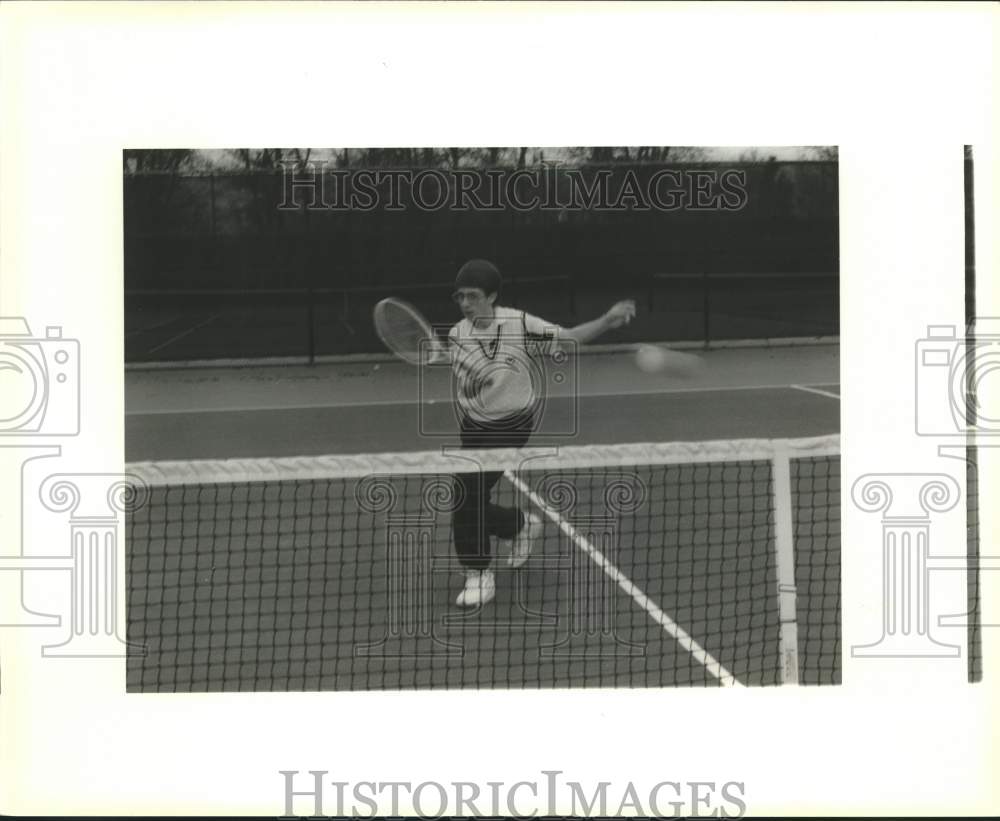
[451,290,489,304]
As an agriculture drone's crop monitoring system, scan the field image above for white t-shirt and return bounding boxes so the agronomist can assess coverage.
[446,306,563,424]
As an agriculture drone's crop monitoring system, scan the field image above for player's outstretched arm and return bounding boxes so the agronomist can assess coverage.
[560,300,636,346]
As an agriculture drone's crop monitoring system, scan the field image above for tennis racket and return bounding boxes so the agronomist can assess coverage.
[373,297,446,366]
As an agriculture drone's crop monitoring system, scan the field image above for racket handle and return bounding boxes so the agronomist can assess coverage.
[427,338,448,364]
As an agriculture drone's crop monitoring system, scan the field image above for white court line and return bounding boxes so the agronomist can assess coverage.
[791,384,840,400]
[503,470,743,687]
[124,382,840,416]
[146,314,222,355]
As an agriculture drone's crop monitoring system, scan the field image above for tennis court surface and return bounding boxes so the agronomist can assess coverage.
[125,346,841,691]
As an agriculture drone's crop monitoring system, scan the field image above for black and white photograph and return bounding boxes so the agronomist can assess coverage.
[124,146,841,690]
[2,2,995,817]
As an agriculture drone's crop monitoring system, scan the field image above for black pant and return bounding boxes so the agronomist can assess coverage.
[452,411,535,571]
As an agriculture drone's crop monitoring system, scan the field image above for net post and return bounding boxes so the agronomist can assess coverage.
[772,444,800,685]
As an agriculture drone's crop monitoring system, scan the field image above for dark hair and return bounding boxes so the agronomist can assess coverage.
[455,259,502,296]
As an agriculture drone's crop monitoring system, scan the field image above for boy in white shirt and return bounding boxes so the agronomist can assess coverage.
[447,259,635,606]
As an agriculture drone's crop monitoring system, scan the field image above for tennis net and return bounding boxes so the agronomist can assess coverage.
[125,435,840,691]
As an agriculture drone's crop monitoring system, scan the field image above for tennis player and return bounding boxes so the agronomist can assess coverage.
[447,259,635,606]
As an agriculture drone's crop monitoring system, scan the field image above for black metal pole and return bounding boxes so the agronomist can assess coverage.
[304,185,315,364]
[307,289,315,364]
[702,270,710,348]
[209,173,216,239]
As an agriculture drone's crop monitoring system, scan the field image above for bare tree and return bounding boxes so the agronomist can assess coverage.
[123,149,195,176]
[228,148,315,173]
[737,148,777,163]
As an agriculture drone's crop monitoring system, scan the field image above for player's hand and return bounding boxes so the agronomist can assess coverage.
[604,300,636,329]
[426,337,449,365]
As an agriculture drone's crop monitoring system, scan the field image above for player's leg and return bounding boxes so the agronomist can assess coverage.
[482,411,542,567]
[451,469,496,606]
[451,411,539,605]
[470,411,529,540]
[452,468,496,569]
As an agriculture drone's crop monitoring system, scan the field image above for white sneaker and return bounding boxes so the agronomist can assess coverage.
[455,569,496,607]
[505,513,542,568]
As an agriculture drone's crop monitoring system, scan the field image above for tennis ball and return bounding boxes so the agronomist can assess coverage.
[635,344,668,373]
